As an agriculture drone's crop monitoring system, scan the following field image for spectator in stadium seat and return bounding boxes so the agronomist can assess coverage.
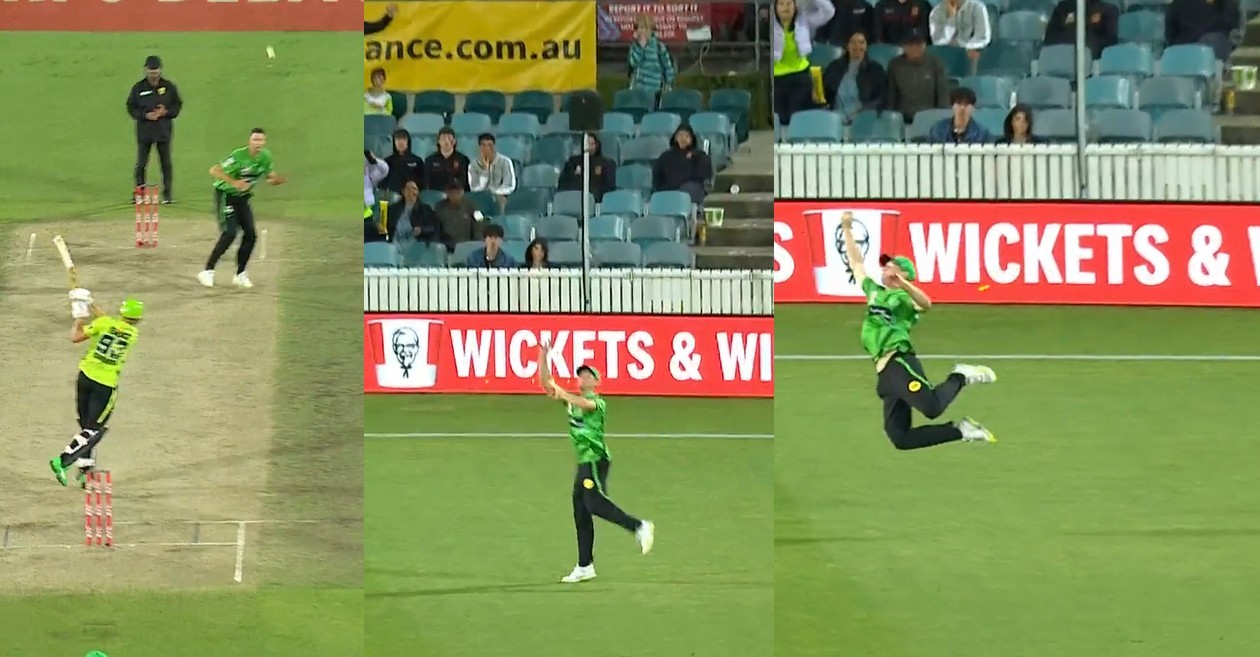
[873,0,931,45]
[773,0,836,125]
[383,129,425,194]
[822,0,874,46]
[436,179,482,252]
[1167,0,1239,61]
[364,149,389,217]
[1043,0,1118,59]
[364,68,392,116]
[629,15,677,108]
[558,134,617,202]
[823,32,888,123]
[469,133,517,214]
[929,0,991,66]
[885,30,950,122]
[424,127,471,193]
[466,223,517,268]
[388,180,442,245]
[994,104,1047,144]
[523,238,551,269]
[652,124,713,205]
[927,86,993,143]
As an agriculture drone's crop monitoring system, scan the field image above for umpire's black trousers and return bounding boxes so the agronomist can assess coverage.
[573,459,641,567]
[135,137,173,199]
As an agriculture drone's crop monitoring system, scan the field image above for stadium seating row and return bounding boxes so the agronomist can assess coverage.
[365,238,697,269]
[380,189,695,226]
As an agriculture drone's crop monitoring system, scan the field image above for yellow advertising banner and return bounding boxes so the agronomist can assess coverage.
[364,1,597,94]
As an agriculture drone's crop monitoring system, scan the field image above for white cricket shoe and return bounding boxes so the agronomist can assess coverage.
[953,364,997,385]
[233,272,254,289]
[560,564,596,583]
[959,417,997,443]
[196,270,215,288]
[635,520,655,555]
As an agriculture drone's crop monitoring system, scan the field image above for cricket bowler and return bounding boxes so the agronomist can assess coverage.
[538,340,655,583]
[197,128,286,289]
[839,211,999,450]
[50,289,143,488]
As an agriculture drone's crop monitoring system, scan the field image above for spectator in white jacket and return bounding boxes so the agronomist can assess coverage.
[468,133,516,215]
[364,149,389,223]
[929,0,991,68]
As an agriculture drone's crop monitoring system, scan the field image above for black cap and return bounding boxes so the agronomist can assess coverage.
[144,55,162,69]
[901,29,926,44]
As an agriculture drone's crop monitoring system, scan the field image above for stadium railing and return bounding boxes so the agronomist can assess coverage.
[775,144,1260,201]
[363,268,773,316]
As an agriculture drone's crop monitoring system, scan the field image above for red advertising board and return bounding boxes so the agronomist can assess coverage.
[775,202,1260,307]
[600,2,715,43]
[1,0,359,32]
[365,313,773,397]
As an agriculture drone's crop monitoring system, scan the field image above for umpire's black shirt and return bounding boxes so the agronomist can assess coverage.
[126,77,182,142]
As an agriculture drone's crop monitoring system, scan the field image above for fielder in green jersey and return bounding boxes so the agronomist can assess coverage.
[198,127,287,290]
[839,211,998,450]
[50,291,145,488]
[538,340,655,584]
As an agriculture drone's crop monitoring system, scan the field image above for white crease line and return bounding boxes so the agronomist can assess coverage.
[234,522,246,584]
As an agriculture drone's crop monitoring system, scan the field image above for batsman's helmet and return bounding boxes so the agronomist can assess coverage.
[119,298,144,320]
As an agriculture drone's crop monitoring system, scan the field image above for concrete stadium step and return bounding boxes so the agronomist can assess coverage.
[714,171,773,194]
[705,219,772,248]
[1244,17,1260,47]
[695,245,772,270]
[1217,114,1260,143]
[704,191,772,221]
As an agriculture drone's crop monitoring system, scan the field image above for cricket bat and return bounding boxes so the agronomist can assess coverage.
[51,235,79,289]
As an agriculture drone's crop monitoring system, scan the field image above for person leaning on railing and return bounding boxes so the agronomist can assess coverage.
[772,0,835,126]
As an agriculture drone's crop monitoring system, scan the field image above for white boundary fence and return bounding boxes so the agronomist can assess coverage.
[774,144,1260,201]
[364,268,775,315]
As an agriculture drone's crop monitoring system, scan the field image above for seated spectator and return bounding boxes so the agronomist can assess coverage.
[873,0,930,45]
[382,129,424,194]
[929,0,991,66]
[522,237,550,269]
[821,0,874,46]
[823,32,888,123]
[1044,0,1117,60]
[436,179,482,252]
[994,104,1047,144]
[773,0,835,126]
[558,134,617,202]
[629,14,676,109]
[652,124,713,204]
[387,181,442,244]
[364,149,388,217]
[1167,0,1239,61]
[469,133,516,214]
[424,127,471,193]
[466,224,517,268]
[928,86,993,143]
[364,67,392,116]
[886,30,950,122]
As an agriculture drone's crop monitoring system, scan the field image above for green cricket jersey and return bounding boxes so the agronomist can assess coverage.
[568,392,610,464]
[859,277,919,359]
[80,316,139,388]
[212,147,274,196]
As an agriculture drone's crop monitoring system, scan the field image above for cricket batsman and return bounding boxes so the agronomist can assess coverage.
[538,340,655,584]
[197,127,287,289]
[839,211,999,450]
[50,289,143,488]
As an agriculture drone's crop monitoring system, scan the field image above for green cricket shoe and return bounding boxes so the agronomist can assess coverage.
[49,458,68,486]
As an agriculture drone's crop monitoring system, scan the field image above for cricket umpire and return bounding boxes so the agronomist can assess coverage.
[125,55,182,205]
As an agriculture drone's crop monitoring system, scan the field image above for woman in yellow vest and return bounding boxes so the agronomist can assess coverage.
[772,0,835,126]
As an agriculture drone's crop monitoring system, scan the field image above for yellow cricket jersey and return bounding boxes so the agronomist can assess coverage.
[79,316,139,387]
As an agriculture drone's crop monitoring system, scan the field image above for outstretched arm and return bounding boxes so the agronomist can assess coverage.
[552,384,598,411]
[839,212,867,285]
[890,272,933,312]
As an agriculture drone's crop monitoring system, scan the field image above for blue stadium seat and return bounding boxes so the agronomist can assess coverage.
[972,108,1008,136]
[629,215,680,246]
[399,112,445,136]
[501,239,528,264]
[504,189,548,216]
[1006,0,1054,13]
[464,90,507,123]
[977,41,1036,77]
[848,111,905,143]
[642,241,696,268]
[536,215,580,242]
[962,75,1016,109]
[1124,0,1170,12]
[600,189,646,217]
[1015,76,1072,109]
[497,112,542,143]
[495,138,530,169]
[365,134,391,158]
[639,111,683,139]
[387,91,409,120]
[451,112,493,136]
[410,136,436,158]
[1092,109,1153,143]
[548,241,584,268]
[595,132,623,163]
[784,109,843,143]
[601,112,638,140]
[612,89,656,123]
[466,191,502,218]
[659,88,704,122]
[997,11,1049,44]
[450,241,483,267]
[542,112,572,135]
[412,91,456,119]
[552,190,595,217]
[511,90,555,123]
[531,135,576,168]
[1137,76,1198,121]
[588,215,629,242]
[1083,76,1134,111]
[1159,45,1217,95]
[807,43,842,68]
[929,45,971,80]
[419,189,445,208]
[593,241,642,268]
[869,44,904,70]
[1153,108,1218,143]
[1117,12,1165,51]
[364,242,401,268]
[907,108,952,142]
[1032,108,1078,142]
[689,111,736,152]
[615,164,653,195]
[521,164,560,191]
[620,136,670,166]
[647,191,693,223]
[364,114,395,140]
[491,215,536,242]
[1099,44,1156,81]
[400,241,447,268]
[708,88,753,144]
[1036,44,1077,79]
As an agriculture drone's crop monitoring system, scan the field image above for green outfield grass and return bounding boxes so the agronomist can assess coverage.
[0,33,363,655]
[365,394,773,657]
[775,304,1260,657]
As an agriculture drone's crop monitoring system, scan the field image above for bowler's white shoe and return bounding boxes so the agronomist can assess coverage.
[560,564,596,583]
[635,520,655,555]
[196,270,215,288]
[233,272,253,289]
[953,364,997,385]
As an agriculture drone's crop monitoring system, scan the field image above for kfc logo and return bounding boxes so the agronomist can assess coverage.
[802,208,900,297]
[365,318,444,389]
